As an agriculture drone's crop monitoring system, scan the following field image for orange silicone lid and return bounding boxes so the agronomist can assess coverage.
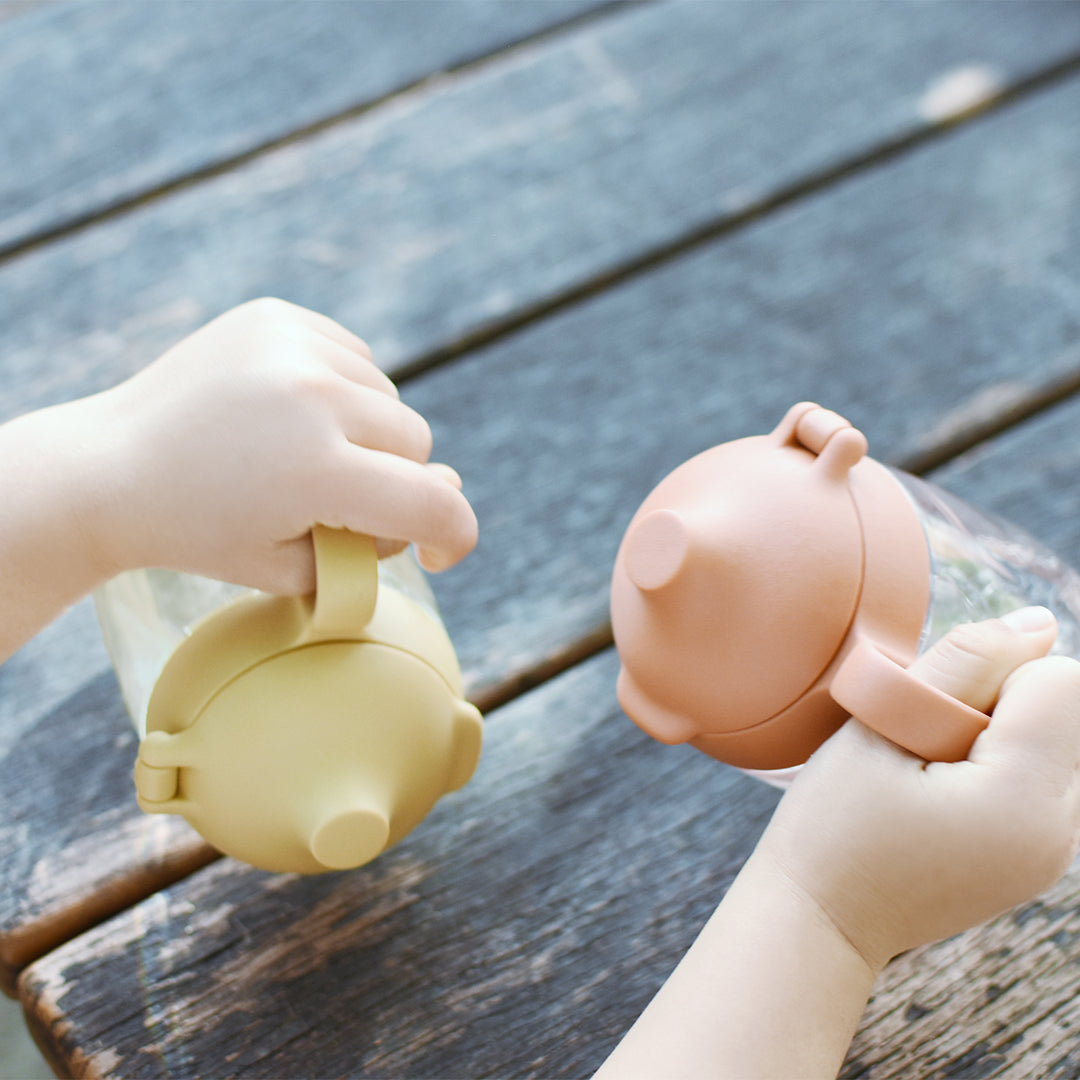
[610,402,989,769]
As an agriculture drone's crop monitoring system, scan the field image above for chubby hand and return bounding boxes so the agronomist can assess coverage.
[73,298,477,592]
[759,607,1080,971]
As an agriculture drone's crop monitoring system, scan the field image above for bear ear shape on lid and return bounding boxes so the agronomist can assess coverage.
[814,426,868,481]
[770,400,820,445]
[616,666,701,744]
[446,700,484,792]
[623,509,691,592]
[774,402,869,482]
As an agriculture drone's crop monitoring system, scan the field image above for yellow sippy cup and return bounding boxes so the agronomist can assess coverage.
[94,527,482,873]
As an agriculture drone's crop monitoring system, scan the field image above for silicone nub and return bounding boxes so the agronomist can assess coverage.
[624,509,690,591]
[310,807,391,870]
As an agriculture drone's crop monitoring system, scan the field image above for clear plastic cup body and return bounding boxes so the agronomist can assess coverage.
[94,549,441,738]
[891,468,1080,658]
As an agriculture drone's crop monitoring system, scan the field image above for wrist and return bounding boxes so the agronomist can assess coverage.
[713,846,883,1076]
[746,842,891,979]
[47,389,140,585]
[0,395,130,659]
[601,844,883,1080]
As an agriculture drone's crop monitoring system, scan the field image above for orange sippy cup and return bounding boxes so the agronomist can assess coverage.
[610,402,1080,785]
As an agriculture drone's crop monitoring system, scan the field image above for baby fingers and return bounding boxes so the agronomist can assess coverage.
[337,383,434,464]
[321,448,478,572]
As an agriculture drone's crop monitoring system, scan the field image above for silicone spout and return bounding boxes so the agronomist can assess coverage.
[310,805,391,872]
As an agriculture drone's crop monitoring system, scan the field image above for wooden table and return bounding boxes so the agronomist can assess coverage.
[4,2,1080,1076]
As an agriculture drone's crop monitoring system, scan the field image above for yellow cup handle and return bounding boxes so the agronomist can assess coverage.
[310,527,378,637]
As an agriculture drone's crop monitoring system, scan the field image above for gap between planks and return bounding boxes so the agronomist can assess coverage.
[0,0,637,268]
[2,9,1079,367]
[390,47,1080,384]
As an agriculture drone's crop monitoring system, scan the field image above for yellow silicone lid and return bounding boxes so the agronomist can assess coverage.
[134,527,483,873]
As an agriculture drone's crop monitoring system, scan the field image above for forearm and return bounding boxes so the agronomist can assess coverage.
[0,395,118,662]
[595,846,880,1080]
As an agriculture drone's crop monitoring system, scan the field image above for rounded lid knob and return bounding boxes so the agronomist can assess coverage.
[623,509,692,592]
[310,807,391,871]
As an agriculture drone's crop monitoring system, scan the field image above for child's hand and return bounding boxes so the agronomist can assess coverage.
[760,607,1080,970]
[597,609,1080,1080]
[77,298,477,592]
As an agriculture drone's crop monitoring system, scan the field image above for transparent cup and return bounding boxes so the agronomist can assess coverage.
[893,468,1080,658]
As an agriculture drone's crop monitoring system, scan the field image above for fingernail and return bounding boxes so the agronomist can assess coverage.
[1001,606,1057,633]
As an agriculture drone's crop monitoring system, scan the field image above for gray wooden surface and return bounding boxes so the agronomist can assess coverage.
[17,650,780,1079]
[4,0,1079,420]
[4,1,1080,1077]
[0,0,608,255]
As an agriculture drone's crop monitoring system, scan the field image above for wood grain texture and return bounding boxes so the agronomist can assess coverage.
[18,649,783,1079]
[6,54,1080,997]
[844,855,1080,1079]
[0,670,215,996]
[3,0,1079,423]
[0,0,608,252]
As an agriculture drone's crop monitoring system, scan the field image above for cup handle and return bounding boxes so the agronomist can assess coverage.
[830,635,990,762]
[310,526,378,638]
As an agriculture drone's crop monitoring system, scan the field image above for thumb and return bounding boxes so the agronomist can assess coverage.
[908,607,1080,785]
[968,652,1080,783]
[906,606,1059,713]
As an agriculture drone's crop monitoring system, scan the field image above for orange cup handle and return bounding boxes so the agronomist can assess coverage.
[830,636,989,763]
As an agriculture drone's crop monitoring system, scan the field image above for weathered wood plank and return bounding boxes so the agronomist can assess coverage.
[17,649,782,1079]
[0,0,610,253]
[7,54,1080,993]
[3,0,1080,424]
[0,670,215,997]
